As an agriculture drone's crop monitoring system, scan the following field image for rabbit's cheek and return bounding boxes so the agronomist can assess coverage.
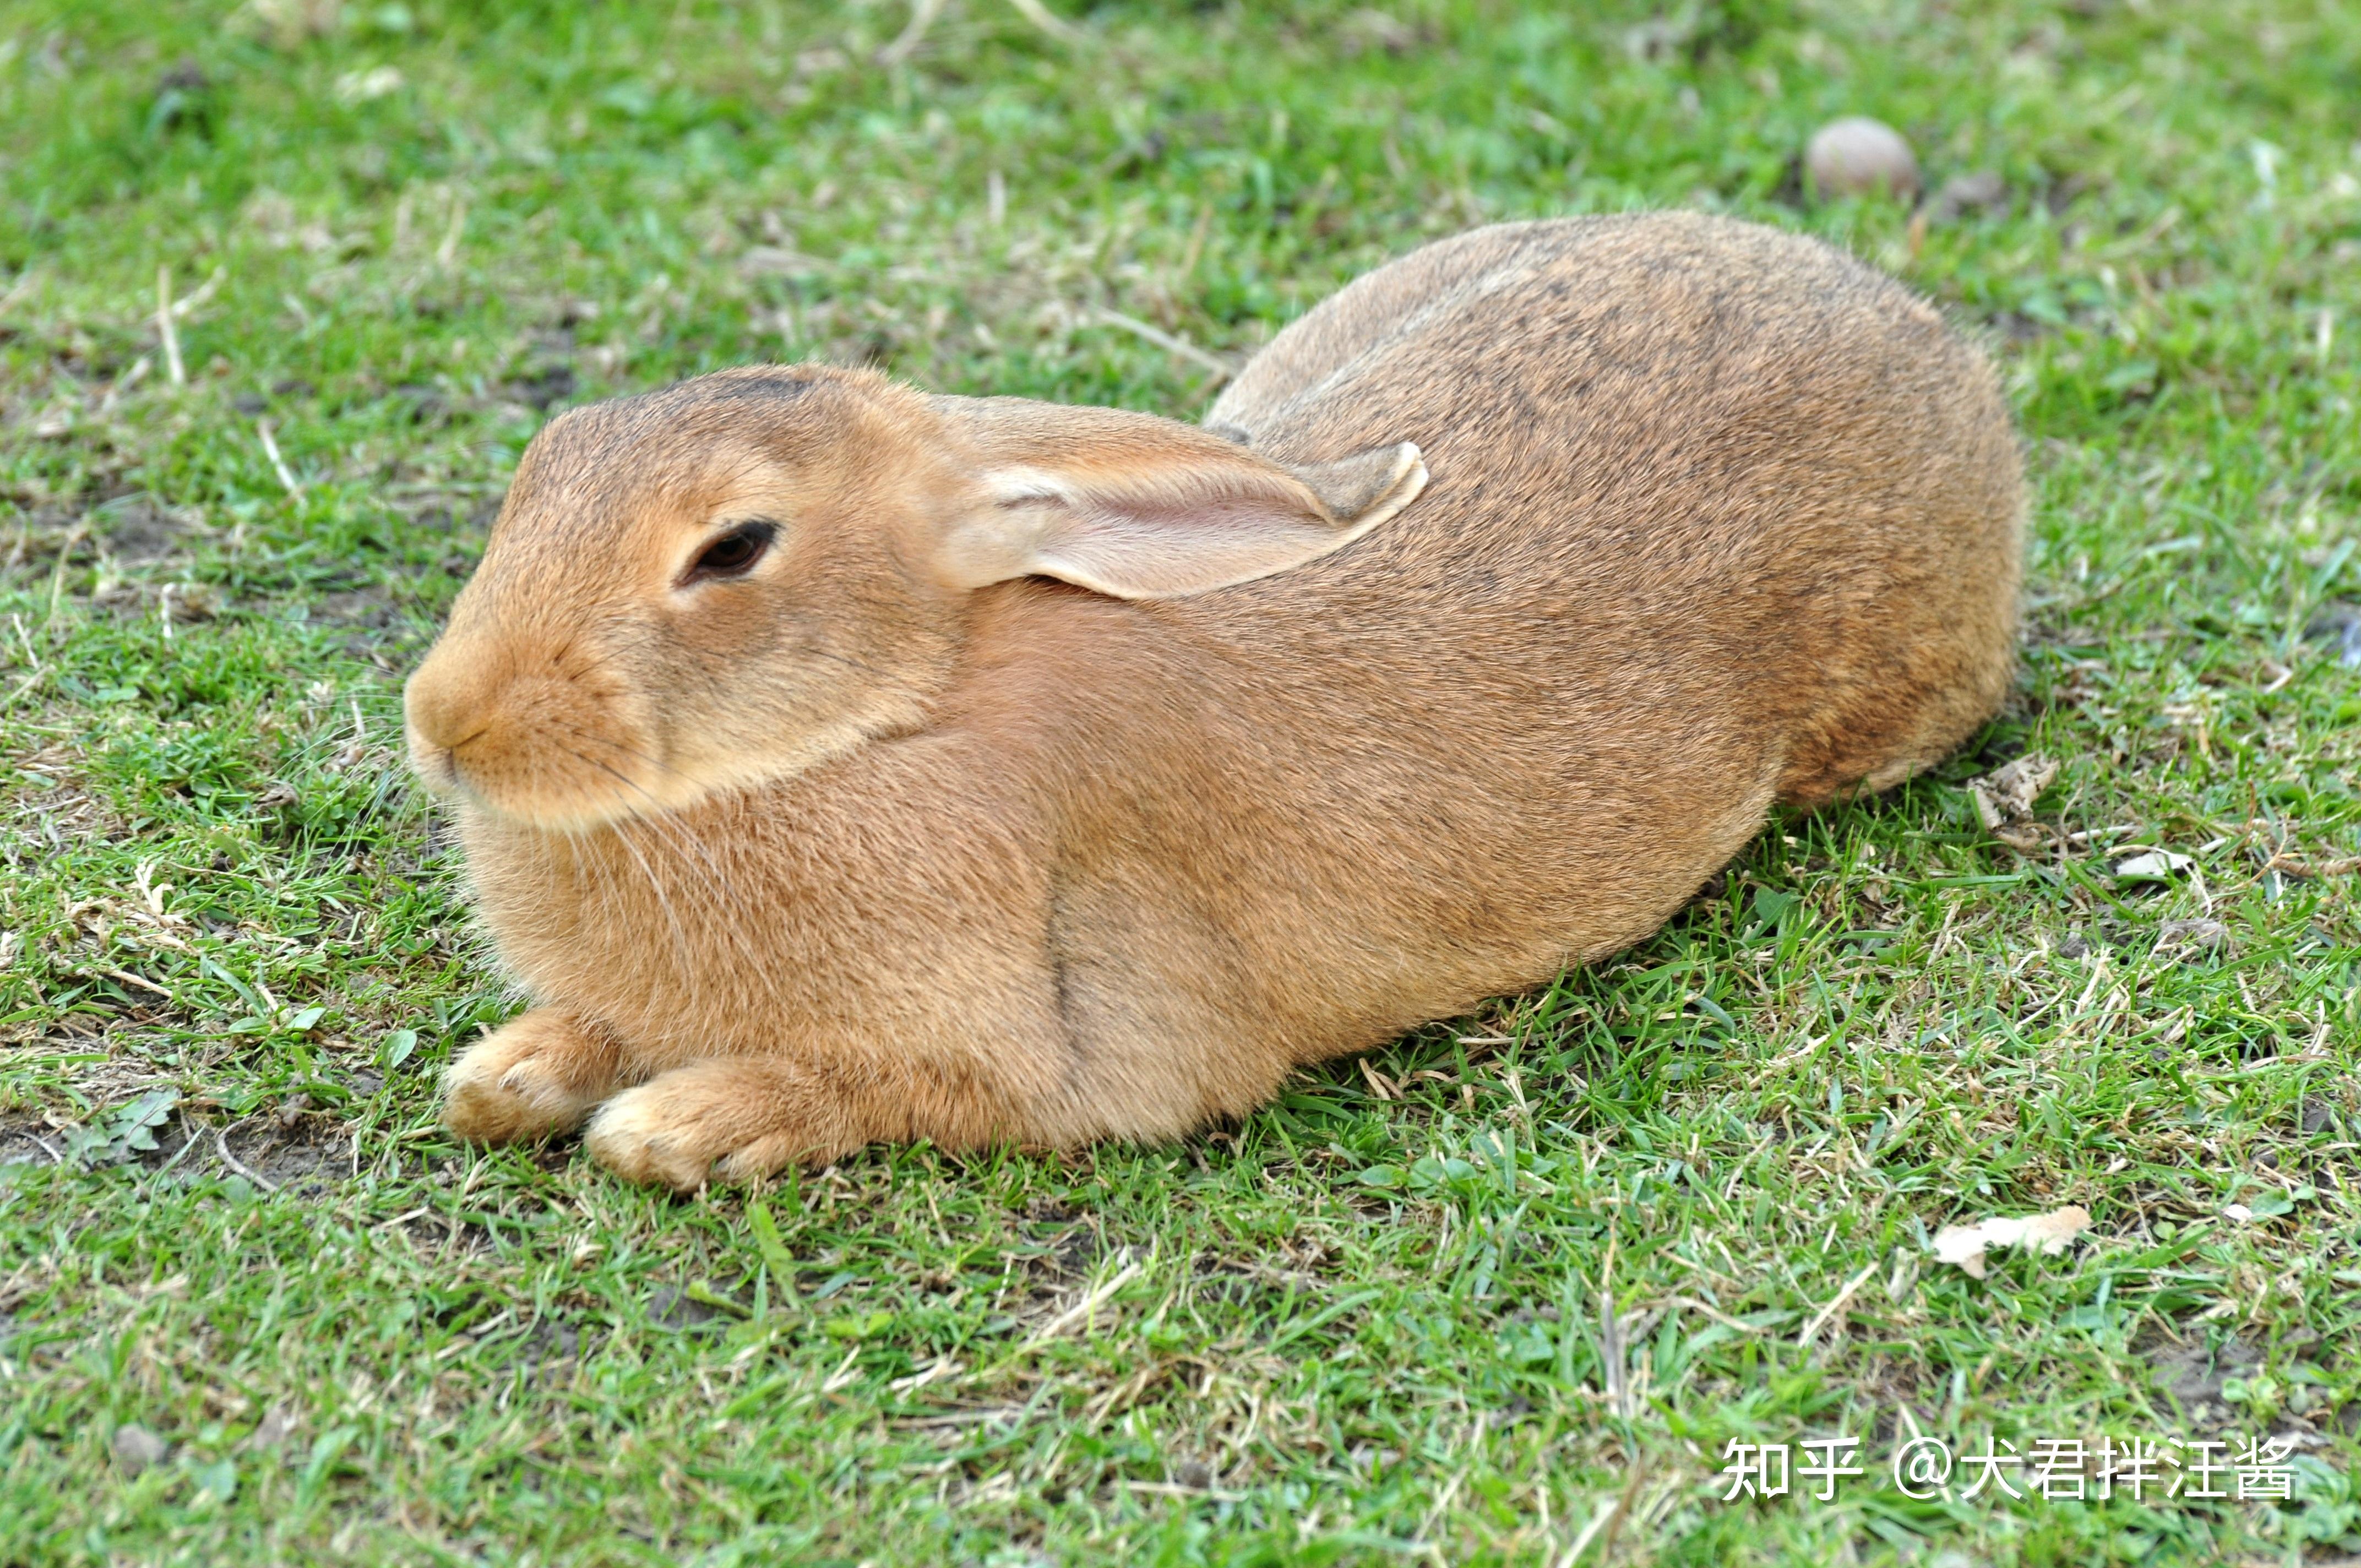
[649,655,939,809]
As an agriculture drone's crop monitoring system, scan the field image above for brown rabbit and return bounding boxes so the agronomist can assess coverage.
[405,211,2021,1190]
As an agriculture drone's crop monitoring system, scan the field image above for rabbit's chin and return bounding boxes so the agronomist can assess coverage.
[413,766,665,836]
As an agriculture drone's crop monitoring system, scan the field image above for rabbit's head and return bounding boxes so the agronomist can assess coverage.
[403,364,1422,829]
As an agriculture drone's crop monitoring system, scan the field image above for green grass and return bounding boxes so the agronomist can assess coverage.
[3,1,2358,1562]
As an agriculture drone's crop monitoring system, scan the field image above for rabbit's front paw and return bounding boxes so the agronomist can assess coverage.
[583,1059,859,1191]
[440,1009,626,1144]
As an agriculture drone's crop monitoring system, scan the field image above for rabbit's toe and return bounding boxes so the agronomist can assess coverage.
[440,1010,624,1144]
[584,1060,857,1191]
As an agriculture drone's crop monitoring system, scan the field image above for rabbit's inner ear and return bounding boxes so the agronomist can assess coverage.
[936,440,1426,601]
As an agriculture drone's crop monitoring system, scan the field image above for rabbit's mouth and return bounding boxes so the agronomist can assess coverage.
[404,643,681,830]
[405,732,468,796]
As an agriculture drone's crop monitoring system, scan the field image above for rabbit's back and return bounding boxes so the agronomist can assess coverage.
[1200,211,2023,807]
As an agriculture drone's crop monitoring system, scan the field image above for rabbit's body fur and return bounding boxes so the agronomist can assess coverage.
[411,213,2022,1188]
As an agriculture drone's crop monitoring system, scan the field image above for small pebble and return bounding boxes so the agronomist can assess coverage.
[1807,117,1921,202]
[111,1423,170,1477]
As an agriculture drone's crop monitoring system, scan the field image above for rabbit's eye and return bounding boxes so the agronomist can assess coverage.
[682,521,777,585]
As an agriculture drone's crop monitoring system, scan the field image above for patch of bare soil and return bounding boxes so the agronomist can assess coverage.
[0,1104,354,1194]
[206,1114,353,1191]
[4,492,211,575]
[2146,1337,2261,1428]
[89,496,211,568]
[0,1110,64,1169]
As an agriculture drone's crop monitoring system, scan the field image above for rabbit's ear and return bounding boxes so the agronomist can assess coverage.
[1285,443,1430,527]
[931,399,1423,600]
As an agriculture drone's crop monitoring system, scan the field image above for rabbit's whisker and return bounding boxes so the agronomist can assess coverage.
[564,749,699,989]
[550,724,763,930]
[555,723,690,783]
[621,805,767,987]
[561,743,770,995]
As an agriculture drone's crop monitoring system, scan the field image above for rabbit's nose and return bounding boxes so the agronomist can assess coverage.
[404,641,494,754]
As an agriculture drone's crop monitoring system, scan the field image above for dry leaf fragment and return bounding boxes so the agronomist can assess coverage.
[2264,851,2361,878]
[739,246,819,278]
[333,66,405,104]
[1930,1204,2091,1279]
[2157,918,2230,952]
[1968,753,2058,829]
[1967,753,2058,851]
